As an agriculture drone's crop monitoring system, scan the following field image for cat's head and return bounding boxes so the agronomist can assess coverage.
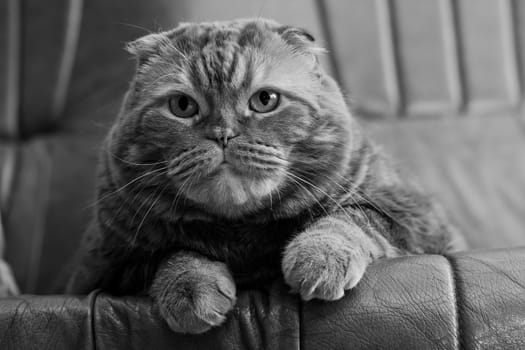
[108,18,355,219]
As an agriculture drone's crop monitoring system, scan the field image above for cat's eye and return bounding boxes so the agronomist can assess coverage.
[168,94,199,118]
[249,90,280,113]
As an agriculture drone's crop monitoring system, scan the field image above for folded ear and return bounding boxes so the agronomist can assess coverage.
[277,26,325,56]
[125,32,170,66]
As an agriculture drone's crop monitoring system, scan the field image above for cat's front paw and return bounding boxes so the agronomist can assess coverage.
[282,230,369,301]
[151,256,236,334]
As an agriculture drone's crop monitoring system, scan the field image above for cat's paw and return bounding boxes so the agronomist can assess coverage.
[151,257,236,334]
[282,230,369,301]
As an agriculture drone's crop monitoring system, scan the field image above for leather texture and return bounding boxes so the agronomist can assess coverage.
[1,0,525,349]
[1,249,524,349]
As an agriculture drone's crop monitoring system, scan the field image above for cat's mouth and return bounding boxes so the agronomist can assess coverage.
[182,165,285,218]
[167,143,288,217]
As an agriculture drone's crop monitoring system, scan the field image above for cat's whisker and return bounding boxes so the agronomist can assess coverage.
[269,188,273,211]
[104,178,153,246]
[293,167,373,228]
[181,170,202,209]
[118,22,154,34]
[282,171,331,218]
[275,185,283,208]
[132,182,171,247]
[129,186,162,230]
[172,168,198,213]
[285,171,357,226]
[85,166,169,209]
[164,39,192,64]
[293,166,408,230]
[294,166,385,221]
[107,151,168,167]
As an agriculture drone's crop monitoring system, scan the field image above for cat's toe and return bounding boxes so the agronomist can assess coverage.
[162,285,235,333]
[282,230,369,301]
[153,263,237,334]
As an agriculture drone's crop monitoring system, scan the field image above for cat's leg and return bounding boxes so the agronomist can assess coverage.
[150,251,237,334]
[282,214,400,301]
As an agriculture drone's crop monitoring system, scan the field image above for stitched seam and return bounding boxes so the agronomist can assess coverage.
[314,0,344,90]
[5,0,21,138]
[88,289,102,350]
[51,0,84,120]
[444,255,463,350]
[25,145,52,292]
[0,146,17,215]
[298,297,303,350]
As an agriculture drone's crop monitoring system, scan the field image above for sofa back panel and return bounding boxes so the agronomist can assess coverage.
[0,145,16,213]
[322,0,525,249]
[364,113,525,249]
[322,0,395,115]
[457,0,521,112]
[18,0,70,135]
[517,0,525,95]
[63,0,180,133]
[0,1,6,128]
[37,134,103,293]
[0,0,21,138]
[325,0,525,116]
[4,141,52,293]
[393,0,462,116]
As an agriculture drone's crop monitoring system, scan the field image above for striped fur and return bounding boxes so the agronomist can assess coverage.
[66,18,464,333]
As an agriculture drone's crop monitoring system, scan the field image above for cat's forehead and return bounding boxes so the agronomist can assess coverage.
[169,18,281,49]
[130,18,320,100]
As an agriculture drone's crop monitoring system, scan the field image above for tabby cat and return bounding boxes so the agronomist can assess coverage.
[66,18,464,334]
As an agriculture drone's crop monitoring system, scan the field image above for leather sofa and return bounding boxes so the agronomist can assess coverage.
[2,249,525,349]
[1,0,525,349]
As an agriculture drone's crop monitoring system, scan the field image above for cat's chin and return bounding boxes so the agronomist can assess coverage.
[183,166,284,218]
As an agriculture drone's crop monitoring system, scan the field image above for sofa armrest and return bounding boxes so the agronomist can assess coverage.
[0,248,524,350]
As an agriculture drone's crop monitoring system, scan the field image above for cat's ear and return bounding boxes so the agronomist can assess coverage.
[277,26,326,56]
[125,32,170,66]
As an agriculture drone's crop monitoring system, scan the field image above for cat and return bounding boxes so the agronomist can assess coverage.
[66,18,465,334]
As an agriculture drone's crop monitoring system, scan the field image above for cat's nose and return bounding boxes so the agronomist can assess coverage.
[207,127,238,147]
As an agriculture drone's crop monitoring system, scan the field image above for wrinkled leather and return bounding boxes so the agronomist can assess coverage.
[1,249,524,350]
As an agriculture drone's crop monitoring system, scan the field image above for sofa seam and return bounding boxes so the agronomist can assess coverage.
[444,255,464,350]
[5,0,21,138]
[88,289,102,350]
[24,143,53,293]
[298,297,303,350]
[51,0,84,120]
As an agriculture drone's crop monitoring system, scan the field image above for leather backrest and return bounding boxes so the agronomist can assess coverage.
[321,1,525,248]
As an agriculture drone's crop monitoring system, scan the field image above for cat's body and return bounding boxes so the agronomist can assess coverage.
[67,18,464,334]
